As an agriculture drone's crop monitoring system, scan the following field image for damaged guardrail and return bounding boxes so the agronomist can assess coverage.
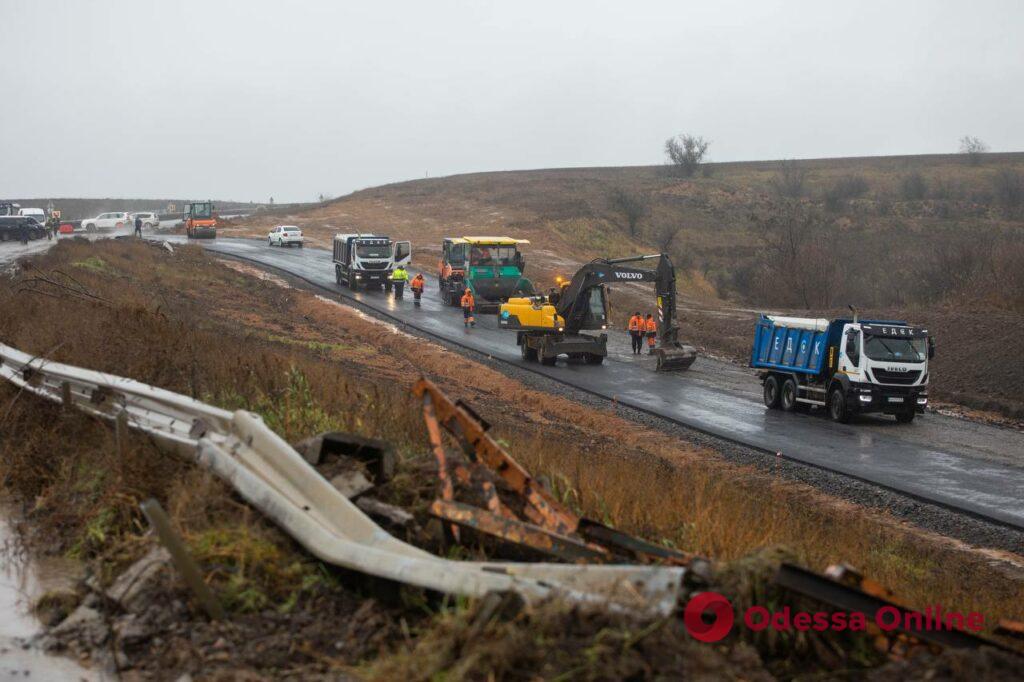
[0,342,689,616]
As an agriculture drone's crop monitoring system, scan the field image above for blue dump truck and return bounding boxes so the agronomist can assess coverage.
[750,314,934,424]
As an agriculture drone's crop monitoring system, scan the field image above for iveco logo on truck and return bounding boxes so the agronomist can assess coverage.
[613,272,644,280]
[885,366,910,372]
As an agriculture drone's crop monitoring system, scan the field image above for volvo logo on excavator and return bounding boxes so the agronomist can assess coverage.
[613,272,644,280]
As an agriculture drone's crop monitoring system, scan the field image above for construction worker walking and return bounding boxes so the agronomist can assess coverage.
[628,311,644,355]
[461,288,475,328]
[390,265,409,299]
[410,272,425,307]
[134,214,143,238]
[645,314,658,354]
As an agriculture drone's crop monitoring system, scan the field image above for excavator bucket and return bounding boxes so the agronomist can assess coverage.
[654,343,697,371]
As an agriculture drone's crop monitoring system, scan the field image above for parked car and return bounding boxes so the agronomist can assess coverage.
[18,207,47,224]
[268,225,304,247]
[81,212,132,232]
[130,212,160,229]
[0,216,46,242]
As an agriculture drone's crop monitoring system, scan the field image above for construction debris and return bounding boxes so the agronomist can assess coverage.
[414,377,696,565]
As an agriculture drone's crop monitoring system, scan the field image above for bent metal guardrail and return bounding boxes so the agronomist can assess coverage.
[0,342,687,615]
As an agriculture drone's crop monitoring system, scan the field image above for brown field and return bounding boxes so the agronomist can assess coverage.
[1,240,1022,678]
[220,152,1024,418]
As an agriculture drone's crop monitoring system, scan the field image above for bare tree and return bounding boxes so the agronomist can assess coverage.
[607,187,650,237]
[959,135,990,165]
[750,201,841,308]
[664,134,709,177]
[649,218,684,252]
[769,160,808,199]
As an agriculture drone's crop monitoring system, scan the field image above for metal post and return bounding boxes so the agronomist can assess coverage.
[140,499,225,621]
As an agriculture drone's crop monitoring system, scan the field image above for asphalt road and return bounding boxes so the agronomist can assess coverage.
[161,237,1022,530]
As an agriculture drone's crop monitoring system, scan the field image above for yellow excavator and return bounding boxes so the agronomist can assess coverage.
[498,253,698,371]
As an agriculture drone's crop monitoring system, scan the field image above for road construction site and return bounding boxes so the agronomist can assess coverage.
[164,236,1024,532]
[3,236,1024,679]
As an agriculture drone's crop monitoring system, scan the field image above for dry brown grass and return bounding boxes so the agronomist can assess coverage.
[1,239,1022,667]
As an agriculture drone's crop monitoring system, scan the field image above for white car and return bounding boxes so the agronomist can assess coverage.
[268,225,304,247]
[81,212,132,232]
[131,212,160,229]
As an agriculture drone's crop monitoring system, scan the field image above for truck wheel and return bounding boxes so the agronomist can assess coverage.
[828,387,851,423]
[540,354,556,366]
[348,272,358,290]
[763,375,781,409]
[521,342,538,362]
[384,281,393,293]
[895,410,916,424]
[584,353,604,365]
[780,377,798,412]
[335,265,344,285]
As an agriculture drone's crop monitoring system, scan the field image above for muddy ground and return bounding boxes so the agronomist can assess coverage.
[1,239,1022,679]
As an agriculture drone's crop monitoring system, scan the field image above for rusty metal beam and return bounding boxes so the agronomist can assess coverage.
[413,378,579,536]
[429,499,609,563]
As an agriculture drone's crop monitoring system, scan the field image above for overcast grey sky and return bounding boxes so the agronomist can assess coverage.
[2,0,1022,202]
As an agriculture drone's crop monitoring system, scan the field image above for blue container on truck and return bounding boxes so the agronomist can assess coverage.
[749,314,933,424]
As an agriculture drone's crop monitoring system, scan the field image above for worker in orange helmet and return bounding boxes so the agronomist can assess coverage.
[645,314,658,354]
[460,288,475,328]
[627,311,644,355]
[410,272,426,307]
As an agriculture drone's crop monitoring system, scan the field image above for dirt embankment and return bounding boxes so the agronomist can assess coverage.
[1,240,1022,679]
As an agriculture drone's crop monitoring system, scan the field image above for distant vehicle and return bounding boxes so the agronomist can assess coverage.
[750,313,934,424]
[0,216,46,242]
[268,225,304,247]
[58,222,76,235]
[81,212,132,232]
[131,212,160,229]
[183,201,216,239]
[18,208,46,224]
[332,233,411,290]
[0,202,21,217]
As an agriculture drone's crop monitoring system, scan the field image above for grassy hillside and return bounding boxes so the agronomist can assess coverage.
[227,152,1024,418]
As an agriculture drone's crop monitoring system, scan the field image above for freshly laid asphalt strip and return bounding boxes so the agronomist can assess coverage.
[179,238,1024,531]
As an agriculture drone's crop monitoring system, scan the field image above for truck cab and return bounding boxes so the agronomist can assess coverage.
[751,315,933,424]
[332,233,411,291]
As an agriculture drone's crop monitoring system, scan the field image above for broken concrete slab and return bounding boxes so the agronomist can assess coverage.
[330,470,374,499]
[105,546,171,613]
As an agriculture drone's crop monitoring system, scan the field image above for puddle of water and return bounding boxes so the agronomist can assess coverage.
[0,508,103,681]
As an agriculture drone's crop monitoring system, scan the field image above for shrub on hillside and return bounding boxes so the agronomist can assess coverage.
[664,134,709,177]
[899,172,928,201]
[769,160,807,199]
[824,174,869,212]
[992,168,1024,218]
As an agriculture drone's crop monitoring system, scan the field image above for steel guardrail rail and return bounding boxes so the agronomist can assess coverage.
[0,342,687,615]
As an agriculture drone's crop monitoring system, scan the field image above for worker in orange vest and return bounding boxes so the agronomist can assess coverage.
[410,273,426,307]
[461,288,475,328]
[627,311,644,355]
[645,314,658,354]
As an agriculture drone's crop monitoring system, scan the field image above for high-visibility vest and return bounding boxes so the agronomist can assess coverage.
[461,292,474,309]
[628,315,642,332]
[411,276,425,291]
[645,318,658,333]
[391,268,409,282]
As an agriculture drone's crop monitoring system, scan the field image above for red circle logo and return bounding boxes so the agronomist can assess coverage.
[683,592,734,642]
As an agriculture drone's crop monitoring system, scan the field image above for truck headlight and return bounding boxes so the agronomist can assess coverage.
[916,397,928,405]
[858,394,872,402]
